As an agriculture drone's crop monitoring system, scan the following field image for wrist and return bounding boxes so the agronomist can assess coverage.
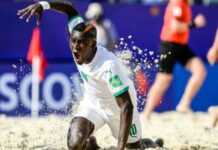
[38,1,50,10]
[189,20,197,29]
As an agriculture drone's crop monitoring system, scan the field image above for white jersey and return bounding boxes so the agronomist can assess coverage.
[77,45,137,109]
[75,45,141,143]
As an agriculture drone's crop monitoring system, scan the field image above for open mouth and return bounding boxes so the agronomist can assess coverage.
[74,52,79,59]
[73,52,81,62]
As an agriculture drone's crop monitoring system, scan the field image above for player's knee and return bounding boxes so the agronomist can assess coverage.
[189,59,207,79]
[67,129,86,150]
[155,73,173,86]
[201,67,207,80]
[152,77,172,94]
[192,65,207,81]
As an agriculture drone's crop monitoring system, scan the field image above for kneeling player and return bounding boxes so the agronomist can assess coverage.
[17,1,164,149]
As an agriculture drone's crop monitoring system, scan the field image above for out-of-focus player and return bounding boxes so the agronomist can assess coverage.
[85,2,118,51]
[143,0,207,119]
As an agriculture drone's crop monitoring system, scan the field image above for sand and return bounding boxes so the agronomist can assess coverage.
[0,111,218,150]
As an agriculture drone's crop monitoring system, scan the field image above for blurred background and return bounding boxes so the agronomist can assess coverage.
[0,0,218,116]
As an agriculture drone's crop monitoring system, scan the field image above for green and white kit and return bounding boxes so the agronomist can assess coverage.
[74,45,141,143]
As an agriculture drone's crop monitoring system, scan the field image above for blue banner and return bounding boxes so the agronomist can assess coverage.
[0,62,82,116]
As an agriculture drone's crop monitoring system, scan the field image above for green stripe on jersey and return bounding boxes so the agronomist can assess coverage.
[81,71,88,81]
[113,86,129,97]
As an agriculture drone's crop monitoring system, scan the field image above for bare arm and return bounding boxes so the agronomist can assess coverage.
[171,14,206,33]
[49,0,78,18]
[115,91,133,150]
[17,0,79,24]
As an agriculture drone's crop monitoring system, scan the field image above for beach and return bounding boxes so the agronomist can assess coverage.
[0,111,217,150]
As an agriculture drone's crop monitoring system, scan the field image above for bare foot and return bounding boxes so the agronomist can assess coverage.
[140,138,164,149]
[208,106,218,128]
[176,105,193,113]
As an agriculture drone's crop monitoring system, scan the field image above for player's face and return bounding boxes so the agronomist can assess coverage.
[70,32,96,65]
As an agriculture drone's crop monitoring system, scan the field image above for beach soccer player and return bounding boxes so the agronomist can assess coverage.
[17,1,163,149]
[143,0,207,119]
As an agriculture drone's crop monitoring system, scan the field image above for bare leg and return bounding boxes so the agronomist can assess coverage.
[177,58,206,113]
[143,73,173,120]
[67,117,100,150]
[208,106,218,127]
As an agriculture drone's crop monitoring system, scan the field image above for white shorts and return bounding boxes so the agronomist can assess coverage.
[74,96,142,144]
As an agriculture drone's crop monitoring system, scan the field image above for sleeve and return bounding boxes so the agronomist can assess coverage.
[102,62,129,97]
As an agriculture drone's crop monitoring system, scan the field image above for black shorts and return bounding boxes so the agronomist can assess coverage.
[159,41,196,74]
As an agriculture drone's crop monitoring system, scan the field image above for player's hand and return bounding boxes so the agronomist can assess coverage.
[17,3,43,25]
[207,47,218,65]
[194,14,206,28]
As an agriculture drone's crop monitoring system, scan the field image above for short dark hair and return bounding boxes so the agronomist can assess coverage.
[72,23,97,39]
